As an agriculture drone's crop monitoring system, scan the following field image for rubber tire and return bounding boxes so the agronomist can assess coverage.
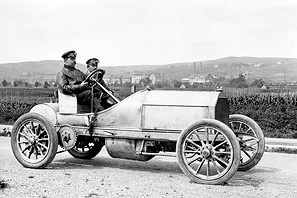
[229,114,265,171]
[68,137,103,159]
[177,119,240,185]
[11,113,58,168]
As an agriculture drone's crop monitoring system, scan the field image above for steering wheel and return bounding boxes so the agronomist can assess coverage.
[83,69,104,84]
[83,68,120,104]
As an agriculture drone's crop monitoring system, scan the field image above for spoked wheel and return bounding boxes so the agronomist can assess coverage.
[229,114,265,171]
[11,113,58,168]
[177,119,240,185]
[68,136,103,159]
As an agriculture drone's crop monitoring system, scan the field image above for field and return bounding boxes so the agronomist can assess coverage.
[1,87,297,138]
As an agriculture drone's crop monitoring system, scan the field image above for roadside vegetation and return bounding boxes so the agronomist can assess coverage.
[1,83,297,138]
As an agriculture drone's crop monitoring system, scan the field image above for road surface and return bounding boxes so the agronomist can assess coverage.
[1,137,297,198]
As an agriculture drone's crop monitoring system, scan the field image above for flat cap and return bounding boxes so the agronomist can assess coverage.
[62,50,76,59]
[86,58,99,65]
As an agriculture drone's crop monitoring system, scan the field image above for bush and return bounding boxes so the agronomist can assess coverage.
[229,94,297,139]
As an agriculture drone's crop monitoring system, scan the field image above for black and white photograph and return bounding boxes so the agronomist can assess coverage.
[1,0,297,197]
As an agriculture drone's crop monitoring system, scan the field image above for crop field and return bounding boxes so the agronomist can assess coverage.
[1,87,297,138]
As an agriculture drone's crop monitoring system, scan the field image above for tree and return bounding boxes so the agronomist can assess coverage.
[122,82,132,87]
[35,81,40,87]
[43,81,49,88]
[12,81,18,87]
[1,79,8,87]
[251,78,266,88]
[173,80,183,88]
[229,73,248,88]
[154,81,166,88]
[139,77,152,87]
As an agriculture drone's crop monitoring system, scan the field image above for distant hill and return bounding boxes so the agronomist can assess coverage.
[0,57,296,83]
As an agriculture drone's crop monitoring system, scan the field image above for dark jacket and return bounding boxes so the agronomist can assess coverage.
[56,65,87,95]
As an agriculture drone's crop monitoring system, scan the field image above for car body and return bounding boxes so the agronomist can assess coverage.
[11,70,265,185]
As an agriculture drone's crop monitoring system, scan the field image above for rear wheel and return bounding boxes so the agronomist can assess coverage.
[11,113,58,168]
[229,114,265,171]
[177,119,240,185]
[68,136,103,159]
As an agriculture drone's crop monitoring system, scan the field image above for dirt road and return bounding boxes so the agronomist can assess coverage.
[1,137,297,198]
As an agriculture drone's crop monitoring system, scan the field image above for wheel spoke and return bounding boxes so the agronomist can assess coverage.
[238,122,243,131]
[242,149,252,159]
[24,125,33,135]
[213,155,228,167]
[242,127,252,134]
[214,140,227,149]
[206,128,210,144]
[34,146,39,159]
[18,141,29,144]
[211,158,221,175]
[37,142,49,150]
[215,151,231,155]
[246,142,259,149]
[206,159,210,178]
[187,156,201,165]
[244,144,257,151]
[35,144,45,157]
[30,121,36,135]
[28,147,34,158]
[195,131,206,146]
[21,145,31,154]
[241,137,257,143]
[19,132,30,140]
[210,132,220,146]
[36,124,41,136]
[184,150,200,154]
[186,139,202,150]
[38,137,49,142]
[38,128,47,138]
[195,159,205,174]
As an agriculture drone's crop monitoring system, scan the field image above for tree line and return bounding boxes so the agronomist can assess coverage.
[1,79,56,88]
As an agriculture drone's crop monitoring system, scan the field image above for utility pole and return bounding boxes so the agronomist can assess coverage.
[284,69,286,84]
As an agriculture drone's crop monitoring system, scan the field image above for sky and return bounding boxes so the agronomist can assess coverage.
[1,0,297,66]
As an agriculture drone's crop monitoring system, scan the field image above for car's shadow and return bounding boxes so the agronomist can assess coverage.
[50,153,183,175]
[48,152,277,187]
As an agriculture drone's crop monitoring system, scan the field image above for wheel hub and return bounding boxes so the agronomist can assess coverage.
[58,125,77,150]
[28,135,38,145]
[28,137,35,145]
[201,145,213,158]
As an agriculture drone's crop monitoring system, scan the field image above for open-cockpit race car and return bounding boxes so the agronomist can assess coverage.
[11,69,265,185]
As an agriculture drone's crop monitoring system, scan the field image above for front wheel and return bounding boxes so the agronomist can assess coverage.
[176,119,240,185]
[229,114,265,171]
[11,113,58,168]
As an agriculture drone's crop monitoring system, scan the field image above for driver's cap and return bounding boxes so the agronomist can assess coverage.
[86,58,99,65]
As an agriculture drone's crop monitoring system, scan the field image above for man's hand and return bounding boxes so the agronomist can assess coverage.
[80,81,88,88]
[109,89,115,95]
[98,69,105,75]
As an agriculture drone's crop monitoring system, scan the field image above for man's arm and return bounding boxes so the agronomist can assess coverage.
[56,71,87,94]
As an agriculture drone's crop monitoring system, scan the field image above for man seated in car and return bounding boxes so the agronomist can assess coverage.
[56,50,104,112]
[85,58,115,109]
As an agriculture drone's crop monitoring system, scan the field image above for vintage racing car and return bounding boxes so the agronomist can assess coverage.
[11,69,265,185]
